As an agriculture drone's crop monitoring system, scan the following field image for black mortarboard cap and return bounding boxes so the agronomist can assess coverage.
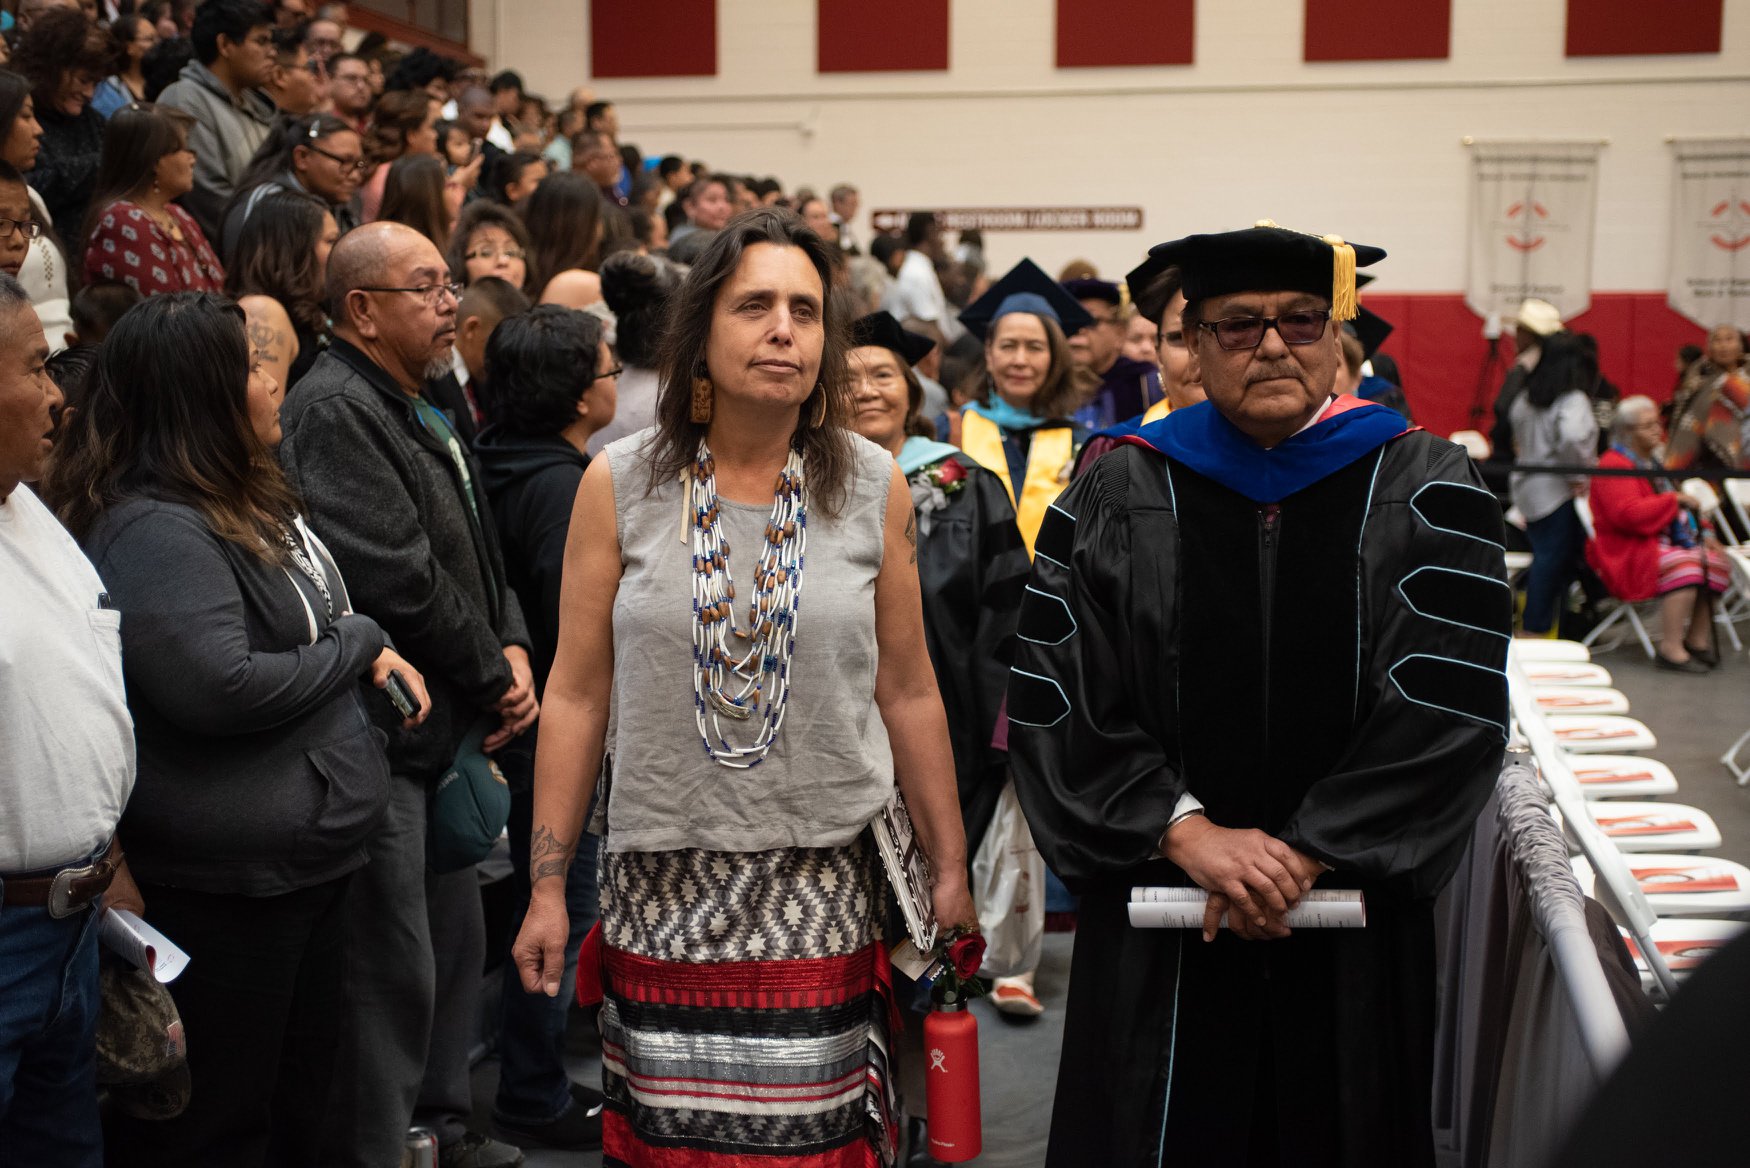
[959,258,1095,341]
[1348,305,1394,359]
[1142,220,1385,321]
[1125,256,1183,326]
[1061,277,1122,306]
[850,311,937,366]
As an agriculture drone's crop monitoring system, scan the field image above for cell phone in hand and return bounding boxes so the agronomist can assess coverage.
[384,669,419,720]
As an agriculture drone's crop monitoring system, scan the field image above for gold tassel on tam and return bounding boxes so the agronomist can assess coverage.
[1323,234,1358,321]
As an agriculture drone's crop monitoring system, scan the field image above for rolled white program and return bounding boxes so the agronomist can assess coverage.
[1126,888,1366,929]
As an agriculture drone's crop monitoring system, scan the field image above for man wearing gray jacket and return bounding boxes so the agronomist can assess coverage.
[156,0,276,242]
[279,223,535,1168]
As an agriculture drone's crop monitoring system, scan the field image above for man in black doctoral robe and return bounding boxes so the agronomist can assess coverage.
[1007,223,1510,1168]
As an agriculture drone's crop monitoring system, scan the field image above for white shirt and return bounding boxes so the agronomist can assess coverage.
[20,188,71,357]
[0,485,134,871]
[882,250,964,344]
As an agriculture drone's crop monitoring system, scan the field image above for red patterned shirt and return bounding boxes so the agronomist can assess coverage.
[82,202,225,296]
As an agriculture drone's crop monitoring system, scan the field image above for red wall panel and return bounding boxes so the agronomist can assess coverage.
[591,0,716,78]
[1304,0,1449,62]
[1566,0,1722,56]
[1361,294,1705,440]
[1056,0,1193,68]
[819,0,948,72]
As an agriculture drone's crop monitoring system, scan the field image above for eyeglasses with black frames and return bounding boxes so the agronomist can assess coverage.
[0,218,44,240]
[354,281,464,307]
[1196,310,1332,351]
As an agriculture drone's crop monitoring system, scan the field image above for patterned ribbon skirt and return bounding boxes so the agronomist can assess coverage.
[598,833,897,1167]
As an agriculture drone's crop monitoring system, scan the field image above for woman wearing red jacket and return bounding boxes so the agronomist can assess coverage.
[1586,395,1731,672]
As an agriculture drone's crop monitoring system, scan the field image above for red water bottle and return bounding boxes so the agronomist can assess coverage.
[923,1000,981,1162]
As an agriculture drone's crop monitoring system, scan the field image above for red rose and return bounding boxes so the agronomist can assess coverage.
[935,459,967,488]
[947,932,985,980]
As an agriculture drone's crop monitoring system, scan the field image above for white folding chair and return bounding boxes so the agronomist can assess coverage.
[1511,640,1592,663]
[1618,919,1748,994]
[1572,854,1750,918]
[1723,477,1750,536]
[1545,714,1658,753]
[1522,660,1613,687]
[1720,722,1750,787]
[1567,755,1679,800]
[1586,801,1723,853]
[1532,686,1630,716]
[1574,497,1657,659]
[1679,479,1746,651]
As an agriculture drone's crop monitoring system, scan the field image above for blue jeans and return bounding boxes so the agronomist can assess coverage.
[0,889,103,1168]
[492,775,599,1125]
[1524,499,1586,634]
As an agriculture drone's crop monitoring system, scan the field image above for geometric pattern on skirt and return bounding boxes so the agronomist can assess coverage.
[598,835,897,1167]
[1656,539,1732,596]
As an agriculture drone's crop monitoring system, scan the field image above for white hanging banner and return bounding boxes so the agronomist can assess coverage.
[1668,138,1750,330]
[1465,141,1603,323]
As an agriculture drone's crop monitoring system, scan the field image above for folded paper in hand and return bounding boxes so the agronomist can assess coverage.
[1127,887,1366,929]
[100,909,191,982]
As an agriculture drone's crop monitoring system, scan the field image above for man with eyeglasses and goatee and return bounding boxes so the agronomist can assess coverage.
[277,222,533,1168]
[1007,222,1510,1168]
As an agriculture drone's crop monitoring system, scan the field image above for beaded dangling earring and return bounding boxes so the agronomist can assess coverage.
[691,376,713,424]
[808,388,828,429]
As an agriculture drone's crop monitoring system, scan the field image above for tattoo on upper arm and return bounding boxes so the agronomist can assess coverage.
[246,318,288,365]
[530,824,577,883]
[903,510,917,564]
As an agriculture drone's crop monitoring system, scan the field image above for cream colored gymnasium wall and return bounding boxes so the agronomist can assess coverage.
[476,0,1749,292]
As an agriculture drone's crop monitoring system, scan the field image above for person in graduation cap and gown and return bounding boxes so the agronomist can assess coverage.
[1062,276,1165,432]
[1347,272,1414,422]
[1072,262,1206,476]
[1006,221,1511,1168]
[946,258,1093,560]
[849,312,1030,1162]
[848,311,1029,856]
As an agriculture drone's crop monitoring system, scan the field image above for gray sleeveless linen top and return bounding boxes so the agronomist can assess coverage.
[601,429,896,853]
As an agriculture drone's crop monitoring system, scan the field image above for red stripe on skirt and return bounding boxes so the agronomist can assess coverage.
[602,1110,880,1168]
[605,945,878,1009]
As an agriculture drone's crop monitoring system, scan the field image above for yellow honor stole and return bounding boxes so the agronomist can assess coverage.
[959,409,1074,559]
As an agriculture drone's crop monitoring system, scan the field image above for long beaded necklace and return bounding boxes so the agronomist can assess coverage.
[688,440,808,768]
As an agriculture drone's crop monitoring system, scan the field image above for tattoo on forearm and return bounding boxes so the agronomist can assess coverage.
[903,510,917,564]
[530,824,577,883]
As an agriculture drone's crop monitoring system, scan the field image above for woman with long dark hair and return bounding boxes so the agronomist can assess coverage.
[81,102,223,294]
[359,88,437,220]
[1509,332,1598,637]
[0,66,71,351]
[224,189,337,389]
[219,112,365,260]
[512,209,975,1165]
[378,153,459,252]
[13,7,106,237]
[91,14,158,118]
[46,291,429,1165]
[522,170,605,308]
[950,257,1091,557]
[586,248,678,453]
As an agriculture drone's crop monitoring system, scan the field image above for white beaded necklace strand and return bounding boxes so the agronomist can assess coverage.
[688,441,808,768]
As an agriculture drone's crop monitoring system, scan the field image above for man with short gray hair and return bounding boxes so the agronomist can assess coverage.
[0,272,138,1166]
[279,223,532,1168]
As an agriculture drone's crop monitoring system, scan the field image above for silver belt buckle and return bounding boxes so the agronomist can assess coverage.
[48,862,97,918]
